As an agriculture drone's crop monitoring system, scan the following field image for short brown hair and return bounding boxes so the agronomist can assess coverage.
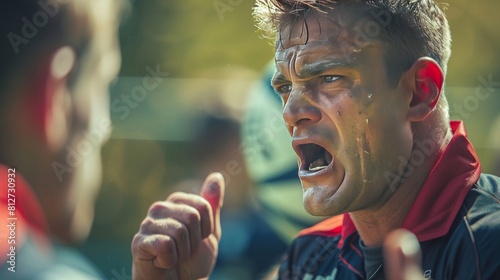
[253,0,452,85]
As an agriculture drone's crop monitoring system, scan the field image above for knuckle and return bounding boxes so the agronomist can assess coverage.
[149,236,177,269]
[148,201,167,215]
[166,192,185,202]
[171,223,188,240]
[131,233,142,250]
[195,200,211,217]
[159,236,177,258]
[183,211,200,227]
[140,217,155,232]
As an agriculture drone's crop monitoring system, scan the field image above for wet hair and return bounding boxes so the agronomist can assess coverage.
[253,0,451,85]
[254,0,451,121]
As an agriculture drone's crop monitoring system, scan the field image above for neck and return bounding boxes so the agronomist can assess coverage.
[350,124,452,247]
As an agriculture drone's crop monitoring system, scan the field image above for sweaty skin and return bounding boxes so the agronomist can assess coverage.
[271,7,447,247]
[131,5,449,278]
[272,10,413,217]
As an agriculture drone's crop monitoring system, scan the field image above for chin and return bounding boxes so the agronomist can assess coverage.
[302,173,360,217]
[302,185,344,216]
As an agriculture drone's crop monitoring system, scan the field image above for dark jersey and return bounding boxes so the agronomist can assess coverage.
[279,121,500,280]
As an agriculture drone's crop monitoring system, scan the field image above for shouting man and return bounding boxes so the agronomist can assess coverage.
[132,0,500,279]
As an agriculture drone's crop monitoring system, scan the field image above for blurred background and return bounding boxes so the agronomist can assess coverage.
[78,0,500,279]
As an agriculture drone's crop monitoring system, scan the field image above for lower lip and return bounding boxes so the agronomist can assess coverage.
[299,160,334,179]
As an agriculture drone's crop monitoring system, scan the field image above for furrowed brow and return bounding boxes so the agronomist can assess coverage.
[271,72,288,86]
[298,60,346,78]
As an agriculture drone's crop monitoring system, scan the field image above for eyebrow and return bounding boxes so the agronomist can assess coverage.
[271,72,287,86]
[271,58,349,86]
[297,59,347,78]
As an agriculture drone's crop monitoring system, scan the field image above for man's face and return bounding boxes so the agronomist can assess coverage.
[63,28,121,240]
[272,7,414,216]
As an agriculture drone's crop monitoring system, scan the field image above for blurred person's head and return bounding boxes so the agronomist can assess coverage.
[182,66,259,210]
[193,114,252,211]
[0,0,123,243]
[253,0,452,216]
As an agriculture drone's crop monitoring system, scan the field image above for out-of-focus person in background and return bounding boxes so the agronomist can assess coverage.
[0,1,124,278]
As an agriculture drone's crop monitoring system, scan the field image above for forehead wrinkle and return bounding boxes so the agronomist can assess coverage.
[274,7,385,81]
[275,41,381,84]
[274,45,298,81]
[294,41,355,65]
[290,50,300,80]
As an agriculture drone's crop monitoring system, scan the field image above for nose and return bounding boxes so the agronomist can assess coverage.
[282,89,321,134]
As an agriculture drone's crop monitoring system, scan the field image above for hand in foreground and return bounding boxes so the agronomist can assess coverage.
[384,229,423,280]
[132,173,225,280]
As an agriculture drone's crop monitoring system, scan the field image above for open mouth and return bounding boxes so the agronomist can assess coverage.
[299,143,333,173]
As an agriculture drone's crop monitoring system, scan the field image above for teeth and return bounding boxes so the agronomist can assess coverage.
[309,158,327,171]
[309,165,327,172]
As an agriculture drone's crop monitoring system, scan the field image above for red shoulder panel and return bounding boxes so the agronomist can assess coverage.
[297,215,344,238]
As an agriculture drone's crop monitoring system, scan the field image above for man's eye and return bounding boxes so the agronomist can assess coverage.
[276,84,292,94]
[322,76,340,83]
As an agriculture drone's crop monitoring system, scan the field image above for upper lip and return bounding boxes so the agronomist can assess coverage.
[292,137,334,171]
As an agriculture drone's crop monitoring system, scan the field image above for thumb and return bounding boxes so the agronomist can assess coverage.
[384,229,422,280]
[200,172,225,240]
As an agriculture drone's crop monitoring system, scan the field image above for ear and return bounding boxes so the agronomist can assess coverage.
[405,57,444,122]
[29,47,76,153]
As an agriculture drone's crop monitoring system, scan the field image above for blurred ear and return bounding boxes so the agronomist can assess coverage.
[31,46,76,152]
[404,57,444,122]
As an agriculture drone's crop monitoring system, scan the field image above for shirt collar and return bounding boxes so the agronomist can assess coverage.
[401,120,481,241]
